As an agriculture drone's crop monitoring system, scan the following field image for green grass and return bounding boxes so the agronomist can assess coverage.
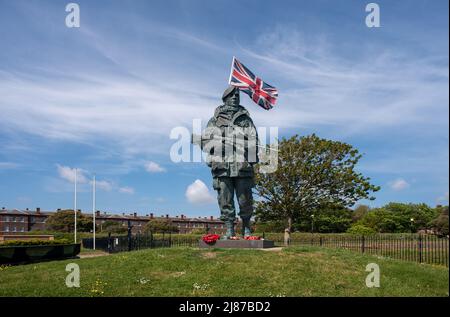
[0,246,448,297]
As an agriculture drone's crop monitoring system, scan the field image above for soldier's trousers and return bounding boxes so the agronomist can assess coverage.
[213,177,254,223]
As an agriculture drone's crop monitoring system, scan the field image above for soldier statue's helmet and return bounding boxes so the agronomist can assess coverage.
[222,85,239,101]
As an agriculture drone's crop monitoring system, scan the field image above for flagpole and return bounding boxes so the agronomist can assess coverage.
[74,168,77,244]
[92,174,96,250]
[228,56,236,85]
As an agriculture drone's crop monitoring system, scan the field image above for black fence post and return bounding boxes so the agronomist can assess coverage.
[127,220,132,252]
[418,234,423,263]
[361,235,365,254]
[169,232,172,247]
[107,232,112,253]
[319,237,323,247]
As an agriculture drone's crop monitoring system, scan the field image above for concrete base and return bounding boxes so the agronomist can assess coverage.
[199,239,275,249]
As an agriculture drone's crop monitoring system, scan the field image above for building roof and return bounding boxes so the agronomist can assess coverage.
[0,208,225,223]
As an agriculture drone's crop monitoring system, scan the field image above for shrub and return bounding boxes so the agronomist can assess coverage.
[0,239,71,247]
[346,225,376,235]
[190,228,208,235]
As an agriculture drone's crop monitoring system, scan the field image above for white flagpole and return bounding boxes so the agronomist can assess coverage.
[228,56,236,85]
[92,175,96,250]
[74,168,77,244]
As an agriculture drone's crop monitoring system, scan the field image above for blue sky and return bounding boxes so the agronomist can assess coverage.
[0,0,448,217]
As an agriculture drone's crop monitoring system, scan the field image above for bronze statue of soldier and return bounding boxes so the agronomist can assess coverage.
[193,86,259,239]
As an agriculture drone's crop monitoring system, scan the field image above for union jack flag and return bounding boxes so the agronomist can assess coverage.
[228,57,278,110]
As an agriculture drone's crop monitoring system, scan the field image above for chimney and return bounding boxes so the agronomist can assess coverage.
[96,210,100,216]
[166,214,169,219]
[36,207,40,214]
[25,208,29,211]
[210,216,214,220]
[77,209,81,212]
[181,214,184,219]
[134,212,137,218]
[122,213,125,216]
[57,208,61,211]
[150,213,154,219]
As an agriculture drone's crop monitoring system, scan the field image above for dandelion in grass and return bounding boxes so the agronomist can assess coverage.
[0,264,11,271]
[193,282,210,291]
[89,279,108,297]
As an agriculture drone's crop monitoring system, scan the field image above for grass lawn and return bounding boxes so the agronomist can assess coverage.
[0,246,448,297]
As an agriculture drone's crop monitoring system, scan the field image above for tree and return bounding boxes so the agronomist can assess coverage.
[355,203,439,233]
[352,205,370,222]
[430,205,449,236]
[254,134,380,233]
[144,219,179,233]
[46,210,93,233]
[254,221,286,233]
[101,220,127,234]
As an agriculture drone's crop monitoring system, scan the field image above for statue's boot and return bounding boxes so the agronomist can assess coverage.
[241,217,252,238]
[222,221,235,240]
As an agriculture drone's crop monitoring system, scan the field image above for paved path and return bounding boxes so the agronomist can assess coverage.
[78,251,110,259]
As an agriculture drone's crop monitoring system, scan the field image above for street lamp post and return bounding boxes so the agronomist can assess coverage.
[410,218,415,234]
[311,214,315,234]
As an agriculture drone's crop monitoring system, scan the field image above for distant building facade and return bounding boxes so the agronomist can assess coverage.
[0,207,227,235]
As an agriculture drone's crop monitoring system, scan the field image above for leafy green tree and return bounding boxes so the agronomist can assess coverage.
[101,220,127,234]
[254,221,286,233]
[144,219,179,233]
[352,205,370,222]
[355,203,439,233]
[430,205,449,236]
[346,224,376,235]
[293,204,353,233]
[46,210,93,233]
[254,134,380,232]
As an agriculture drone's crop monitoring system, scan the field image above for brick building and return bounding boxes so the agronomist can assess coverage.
[0,207,228,235]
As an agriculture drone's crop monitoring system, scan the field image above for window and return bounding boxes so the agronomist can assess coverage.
[20,227,25,232]
[5,226,9,232]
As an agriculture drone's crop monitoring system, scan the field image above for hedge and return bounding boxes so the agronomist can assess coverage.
[0,239,71,247]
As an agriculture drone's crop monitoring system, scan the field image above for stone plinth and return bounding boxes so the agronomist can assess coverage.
[199,239,275,249]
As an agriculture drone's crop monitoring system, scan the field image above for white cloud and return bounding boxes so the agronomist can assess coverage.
[56,164,88,184]
[144,161,166,173]
[185,179,215,204]
[95,180,113,191]
[244,26,449,135]
[388,178,410,191]
[119,186,135,194]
